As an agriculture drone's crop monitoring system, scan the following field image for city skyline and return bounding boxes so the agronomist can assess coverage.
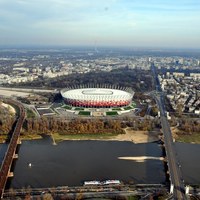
[0,0,200,49]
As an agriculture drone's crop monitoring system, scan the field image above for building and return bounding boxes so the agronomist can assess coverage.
[61,85,134,108]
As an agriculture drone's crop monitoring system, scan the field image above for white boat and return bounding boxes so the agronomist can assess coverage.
[102,180,121,185]
[84,181,101,186]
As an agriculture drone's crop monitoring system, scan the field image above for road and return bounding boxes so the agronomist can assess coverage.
[156,95,187,200]
[151,63,188,200]
[0,86,56,93]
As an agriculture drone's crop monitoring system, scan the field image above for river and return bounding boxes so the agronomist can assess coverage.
[0,140,199,189]
[7,139,165,189]
[175,142,200,185]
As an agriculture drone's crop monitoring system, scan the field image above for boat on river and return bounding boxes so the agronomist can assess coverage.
[84,181,101,186]
[102,180,121,185]
[84,180,121,186]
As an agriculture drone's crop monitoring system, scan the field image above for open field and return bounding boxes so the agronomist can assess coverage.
[78,111,91,115]
[171,127,200,144]
[15,128,160,144]
[106,111,118,115]
[175,133,200,144]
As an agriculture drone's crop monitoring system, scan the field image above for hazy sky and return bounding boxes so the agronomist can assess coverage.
[0,0,200,48]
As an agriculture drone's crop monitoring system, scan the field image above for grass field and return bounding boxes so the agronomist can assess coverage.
[106,111,118,116]
[131,102,136,107]
[112,108,122,111]
[26,108,36,118]
[176,133,200,144]
[78,111,91,115]
[123,106,133,110]
[62,105,72,110]
[74,107,84,111]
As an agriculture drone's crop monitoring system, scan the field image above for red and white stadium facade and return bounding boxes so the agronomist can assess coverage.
[61,86,134,108]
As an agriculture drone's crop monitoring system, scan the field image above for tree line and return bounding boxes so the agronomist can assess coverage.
[177,118,200,134]
[22,116,162,136]
[23,118,124,135]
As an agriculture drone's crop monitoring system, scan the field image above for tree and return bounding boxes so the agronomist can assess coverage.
[42,193,54,200]
[176,103,184,117]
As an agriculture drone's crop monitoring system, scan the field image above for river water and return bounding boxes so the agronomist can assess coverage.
[175,142,200,185]
[8,139,165,189]
[0,140,199,189]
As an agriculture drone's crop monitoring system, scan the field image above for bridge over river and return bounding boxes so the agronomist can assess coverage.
[0,99,25,198]
[151,63,189,200]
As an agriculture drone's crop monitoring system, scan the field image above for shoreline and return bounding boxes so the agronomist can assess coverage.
[18,128,161,144]
[52,128,161,144]
[1,102,16,115]
[1,127,200,144]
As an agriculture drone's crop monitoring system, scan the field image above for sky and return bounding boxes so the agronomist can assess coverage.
[0,0,200,48]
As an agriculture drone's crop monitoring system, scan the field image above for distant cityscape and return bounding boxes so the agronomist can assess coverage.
[0,48,200,85]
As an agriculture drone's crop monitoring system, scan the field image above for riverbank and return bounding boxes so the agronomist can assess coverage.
[18,128,160,144]
[115,128,160,143]
[1,102,16,115]
[171,127,200,144]
[4,126,200,144]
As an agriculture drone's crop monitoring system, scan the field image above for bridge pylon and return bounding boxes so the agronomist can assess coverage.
[170,183,174,194]
[17,138,22,144]
[8,172,14,178]
[185,185,189,195]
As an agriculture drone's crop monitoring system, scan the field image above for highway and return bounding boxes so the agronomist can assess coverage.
[151,64,188,200]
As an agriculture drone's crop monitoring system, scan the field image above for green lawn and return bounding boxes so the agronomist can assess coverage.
[78,111,91,115]
[62,105,72,110]
[131,102,136,107]
[106,111,118,116]
[123,106,133,110]
[177,133,200,144]
[26,108,36,118]
[112,108,122,111]
[74,107,84,111]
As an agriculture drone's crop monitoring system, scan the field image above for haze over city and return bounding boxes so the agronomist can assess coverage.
[0,0,200,48]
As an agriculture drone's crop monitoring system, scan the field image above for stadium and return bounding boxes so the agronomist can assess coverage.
[61,85,134,108]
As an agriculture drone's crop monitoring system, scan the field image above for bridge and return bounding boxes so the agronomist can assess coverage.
[0,99,25,199]
[151,64,188,200]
